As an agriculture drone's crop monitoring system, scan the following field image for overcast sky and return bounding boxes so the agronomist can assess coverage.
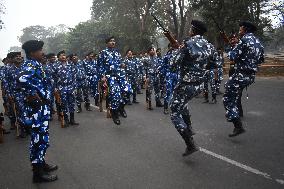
[0,0,93,58]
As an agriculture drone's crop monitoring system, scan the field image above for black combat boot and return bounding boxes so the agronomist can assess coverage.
[178,128,199,157]
[69,113,79,126]
[19,124,26,138]
[229,118,245,137]
[211,94,217,104]
[63,114,70,127]
[95,96,99,106]
[32,163,58,183]
[203,92,209,103]
[164,103,169,114]
[119,104,127,118]
[85,103,92,111]
[181,115,195,136]
[148,101,153,110]
[77,104,82,113]
[156,99,163,107]
[43,162,58,172]
[110,109,120,125]
[132,93,139,104]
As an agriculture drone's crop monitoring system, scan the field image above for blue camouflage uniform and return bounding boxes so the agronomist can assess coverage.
[18,58,51,164]
[170,35,213,133]
[45,61,57,112]
[75,60,90,107]
[3,64,17,126]
[145,56,162,103]
[11,64,27,129]
[82,59,99,99]
[55,61,77,114]
[98,47,131,110]
[124,57,139,102]
[223,33,264,122]
[43,63,55,115]
[203,43,218,101]
[163,49,179,110]
[215,53,224,92]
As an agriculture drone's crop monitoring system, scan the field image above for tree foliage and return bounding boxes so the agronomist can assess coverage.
[16,0,281,57]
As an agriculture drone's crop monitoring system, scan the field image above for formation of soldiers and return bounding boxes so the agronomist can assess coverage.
[0,19,264,183]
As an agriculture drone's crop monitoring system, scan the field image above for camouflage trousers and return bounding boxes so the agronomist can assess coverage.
[76,83,90,106]
[87,75,99,98]
[215,67,224,91]
[107,76,131,110]
[60,88,76,114]
[164,72,178,107]
[127,75,138,100]
[223,72,255,122]
[146,74,160,102]
[170,83,203,131]
[204,69,217,95]
[29,104,50,164]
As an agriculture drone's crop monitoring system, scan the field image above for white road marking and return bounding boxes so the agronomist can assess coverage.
[199,148,284,185]
[90,103,284,185]
[90,104,107,113]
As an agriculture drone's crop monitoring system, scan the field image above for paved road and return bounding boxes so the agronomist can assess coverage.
[0,77,284,189]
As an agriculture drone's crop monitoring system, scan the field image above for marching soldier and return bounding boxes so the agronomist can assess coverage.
[145,47,163,110]
[82,52,99,107]
[71,54,92,112]
[19,40,58,183]
[55,51,79,127]
[215,48,224,94]
[124,49,139,104]
[170,20,213,156]
[97,36,130,125]
[203,42,218,104]
[223,21,264,137]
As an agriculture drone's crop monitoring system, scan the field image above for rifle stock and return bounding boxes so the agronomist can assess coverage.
[54,90,64,128]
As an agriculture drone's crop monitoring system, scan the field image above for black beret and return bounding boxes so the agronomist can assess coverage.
[86,51,94,56]
[239,21,257,33]
[10,52,21,58]
[6,52,14,59]
[191,20,207,34]
[46,53,55,59]
[57,50,66,58]
[105,36,115,43]
[22,40,44,55]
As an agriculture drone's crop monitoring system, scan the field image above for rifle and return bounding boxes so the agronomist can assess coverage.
[151,13,179,49]
[12,102,20,137]
[54,90,64,128]
[211,17,230,44]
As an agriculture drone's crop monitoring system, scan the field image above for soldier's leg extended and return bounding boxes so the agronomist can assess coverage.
[170,84,201,156]
[223,73,254,137]
[30,105,57,183]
